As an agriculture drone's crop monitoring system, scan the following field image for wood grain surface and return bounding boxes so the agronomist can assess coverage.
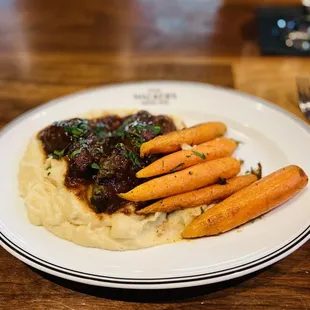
[0,0,309,309]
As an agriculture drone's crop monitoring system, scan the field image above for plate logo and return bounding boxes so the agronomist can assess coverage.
[133,89,177,105]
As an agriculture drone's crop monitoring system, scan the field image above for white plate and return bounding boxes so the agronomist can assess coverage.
[0,81,309,289]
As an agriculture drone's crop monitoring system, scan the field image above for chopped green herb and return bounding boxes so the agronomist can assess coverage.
[65,127,82,136]
[170,162,184,172]
[47,172,51,176]
[118,128,144,145]
[245,163,262,179]
[218,133,224,137]
[97,129,111,138]
[80,139,88,147]
[200,207,205,214]
[46,165,52,170]
[70,148,82,158]
[115,130,126,139]
[135,124,161,135]
[79,122,88,130]
[53,149,65,158]
[218,177,227,185]
[149,125,161,135]
[130,133,144,144]
[131,138,144,148]
[239,159,244,165]
[124,150,141,168]
[251,162,262,179]
[116,143,141,168]
[186,155,191,158]
[115,123,161,147]
[192,151,206,160]
[91,163,100,170]
[188,171,193,175]
[115,142,125,149]
[64,121,89,138]
[71,127,84,136]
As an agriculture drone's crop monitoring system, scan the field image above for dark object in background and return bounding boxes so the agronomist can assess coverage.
[258,6,310,56]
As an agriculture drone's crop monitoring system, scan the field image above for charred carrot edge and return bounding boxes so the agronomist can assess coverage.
[182,165,308,238]
[140,122,227,157]
[119,157,241,202]
[136,137,237,178]
[136,174,257,214]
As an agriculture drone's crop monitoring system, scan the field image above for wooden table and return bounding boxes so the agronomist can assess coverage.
[0,1,309,309]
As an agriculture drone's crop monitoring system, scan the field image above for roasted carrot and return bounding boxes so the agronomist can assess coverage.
[140,122,227,157]
[136,137,237,178]
[136,174,257,214]
[182,165,308,238]
[119,157,240,202]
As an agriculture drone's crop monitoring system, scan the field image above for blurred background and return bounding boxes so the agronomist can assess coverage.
[1,1,310,309]
[0,0,310,127]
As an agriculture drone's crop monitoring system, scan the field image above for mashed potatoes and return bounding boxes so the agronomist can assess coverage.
[18,111,204,251]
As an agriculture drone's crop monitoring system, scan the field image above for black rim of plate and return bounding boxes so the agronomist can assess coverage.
[0,81,310,286]
[1,226,310,285]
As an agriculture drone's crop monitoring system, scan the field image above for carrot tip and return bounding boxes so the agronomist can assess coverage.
[136,171,143,178]
[118,193,127,199]
[118,192,139,202]
[182,230,196,239]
